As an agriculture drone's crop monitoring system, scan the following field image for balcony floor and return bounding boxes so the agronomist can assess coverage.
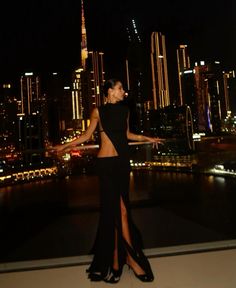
[1,242,236,288]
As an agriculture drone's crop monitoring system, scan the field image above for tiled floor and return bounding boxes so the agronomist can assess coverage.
[1,242,236,288]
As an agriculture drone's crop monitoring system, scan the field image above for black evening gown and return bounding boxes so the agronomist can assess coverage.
[87,102,154,281]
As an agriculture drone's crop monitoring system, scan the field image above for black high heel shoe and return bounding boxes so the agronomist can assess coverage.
[103,267,122,284]
[87,266,123,283]
[127,264,154,282]
[87,271,102,282]
[133,271,154,282]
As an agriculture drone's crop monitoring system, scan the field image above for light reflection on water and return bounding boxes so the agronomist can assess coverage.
[1,170,236,262]
[0,170,234,211]
[213,176,226,185]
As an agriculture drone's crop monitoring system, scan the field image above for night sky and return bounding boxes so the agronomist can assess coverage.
[0,0,235,84]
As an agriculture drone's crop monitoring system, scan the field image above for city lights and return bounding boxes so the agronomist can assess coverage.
[0,0,235,189]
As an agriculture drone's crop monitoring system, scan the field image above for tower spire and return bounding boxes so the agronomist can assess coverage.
[81,0,88,70]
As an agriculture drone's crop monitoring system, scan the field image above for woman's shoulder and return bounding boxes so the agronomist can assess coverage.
[90,107,99,118]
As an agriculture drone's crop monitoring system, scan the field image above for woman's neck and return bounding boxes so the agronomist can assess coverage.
[106,97,119,104]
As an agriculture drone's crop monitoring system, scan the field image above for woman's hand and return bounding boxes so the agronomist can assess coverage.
[48,143,72,156]
[145,136,161,143]
[144,136,165,149]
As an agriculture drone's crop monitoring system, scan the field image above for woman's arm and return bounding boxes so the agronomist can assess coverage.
[127,130,161,143]
[53,108,99,152]
[126,113,161,143]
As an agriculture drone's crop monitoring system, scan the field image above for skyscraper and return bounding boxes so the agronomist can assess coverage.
[150,32,170,109]
[81,0,88,70]
[19,73,40,116]
[125,18,146,133]
[46,72,64,145]
[177,44,191,106]
[17,73,45,164]
[223,70,235,115]
[0,83,18,159]
[72,68,84,122]
[88,51,105,108]
[70,0,105,132]
[176,45,197,131]
[194,61,223,133]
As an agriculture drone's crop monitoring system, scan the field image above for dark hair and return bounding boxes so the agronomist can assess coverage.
[103,78,121,97]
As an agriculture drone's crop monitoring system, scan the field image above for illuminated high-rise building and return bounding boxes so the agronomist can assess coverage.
[81,0,88,70]
[88,51,105,108]
[194,61,224,133]
[221,70,236,133]
[176,45,197,130]
[143,105,195,153]
[17,73,45,164]
[223,70,235,115]
[125,18,146,133]
[71,53,105,129]
[150,32,170,109]
[177,44,191,105]
[70,0,105,134]
[68,0,87,133]
[0,83,18,158]
[126,18,142,78]
[19,72,40,116]
[72,68,84,122]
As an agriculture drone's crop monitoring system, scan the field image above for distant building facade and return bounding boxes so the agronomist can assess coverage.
[17,73,46,164]
[0,83,18,159]
[144,105,195,154]
[150,32,170,109]
[194,61,224,134]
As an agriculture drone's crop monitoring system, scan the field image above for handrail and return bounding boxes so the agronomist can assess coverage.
[54,140,167,151]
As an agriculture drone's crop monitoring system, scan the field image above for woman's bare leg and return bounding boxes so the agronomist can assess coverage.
[120,197,145,275]
[113,228,119,270]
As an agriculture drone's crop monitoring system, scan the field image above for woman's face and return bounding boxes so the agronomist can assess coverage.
[110,82,125,102]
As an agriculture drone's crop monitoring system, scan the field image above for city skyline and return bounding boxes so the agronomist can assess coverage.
[0,1,236,151]
[1,3,236,281]
[0,0,234,82]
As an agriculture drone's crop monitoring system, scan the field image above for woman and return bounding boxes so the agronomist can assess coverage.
[54,79,161,283]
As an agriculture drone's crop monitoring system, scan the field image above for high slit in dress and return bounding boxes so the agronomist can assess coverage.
[87,102,154,282]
